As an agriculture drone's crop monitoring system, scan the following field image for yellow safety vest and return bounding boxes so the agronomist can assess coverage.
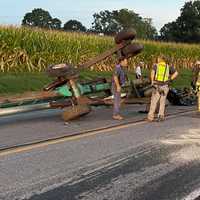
[155,62,169,82]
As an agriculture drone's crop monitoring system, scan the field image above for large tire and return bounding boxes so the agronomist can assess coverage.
[122,43,143,58]
[47,63,79,79]
[167,88,182,105]
[62,105,91,121]
[115,29,136,44]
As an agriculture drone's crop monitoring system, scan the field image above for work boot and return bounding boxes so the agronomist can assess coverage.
[157,115,165,122]
[113,115,124,120]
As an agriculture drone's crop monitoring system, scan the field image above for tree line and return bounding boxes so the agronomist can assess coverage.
[21,0,200,43]
[21,8,157,40]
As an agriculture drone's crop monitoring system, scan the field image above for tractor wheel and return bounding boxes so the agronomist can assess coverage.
[47,63,79,79]
[115,29,136,44]
[122,43,143,58]
[62,104,91,121]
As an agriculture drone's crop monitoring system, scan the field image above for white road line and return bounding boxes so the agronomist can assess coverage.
[182,188,200,200]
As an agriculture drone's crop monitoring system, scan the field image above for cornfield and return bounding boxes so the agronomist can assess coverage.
[0,25,200,72]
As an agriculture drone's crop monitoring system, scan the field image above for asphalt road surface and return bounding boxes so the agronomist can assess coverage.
[0,105,200,200]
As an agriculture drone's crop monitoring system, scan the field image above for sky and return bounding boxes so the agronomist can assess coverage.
[0,0,188,31]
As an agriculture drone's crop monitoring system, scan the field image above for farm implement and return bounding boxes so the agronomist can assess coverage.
[0,29,196,121]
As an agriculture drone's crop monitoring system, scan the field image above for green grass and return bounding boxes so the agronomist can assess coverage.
[0,70,113,95]
[0,69,192,95]
[0,72,52,95]
[171,68,193,88]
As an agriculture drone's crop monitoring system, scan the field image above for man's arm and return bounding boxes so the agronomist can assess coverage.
[170,71,178,81]
[150,69,156,85]
[113,75,121,92]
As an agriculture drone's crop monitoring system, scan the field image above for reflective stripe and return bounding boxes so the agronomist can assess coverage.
[155,62,169,82]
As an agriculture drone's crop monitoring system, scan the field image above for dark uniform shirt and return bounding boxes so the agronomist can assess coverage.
[112,64,126,87]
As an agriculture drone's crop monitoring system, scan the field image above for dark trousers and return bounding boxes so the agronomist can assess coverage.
[113,90,121,116]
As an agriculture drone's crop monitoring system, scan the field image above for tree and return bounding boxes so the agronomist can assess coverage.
[160,0,200,43]
[22,8,61,30]
[90,10,121,35]
[49,18,62,30]
[90,9,157,39]
[63,20,86,32]
[160,22,180,41]
[142,18,158,40]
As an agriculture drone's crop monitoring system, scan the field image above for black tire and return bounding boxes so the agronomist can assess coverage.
[46,63,79,79]
[62,105,91,121]
[122,43,143,58]
[115,29,136,44]
[167,89,181,105]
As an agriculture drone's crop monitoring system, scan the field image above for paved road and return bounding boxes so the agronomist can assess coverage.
[0,106,200,200]
[0,105,193,149]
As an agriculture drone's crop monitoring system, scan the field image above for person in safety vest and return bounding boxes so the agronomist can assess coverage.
[147,55,178,122]
[192,60,200,112]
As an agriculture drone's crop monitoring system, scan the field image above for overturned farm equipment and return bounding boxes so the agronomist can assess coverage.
[0,29,196,121]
